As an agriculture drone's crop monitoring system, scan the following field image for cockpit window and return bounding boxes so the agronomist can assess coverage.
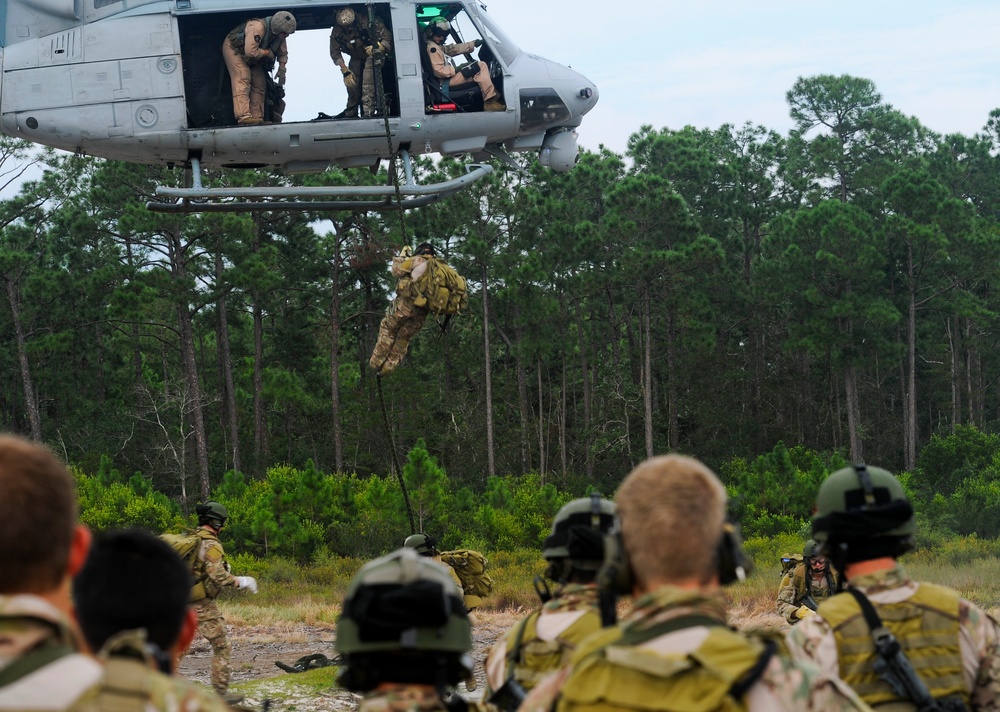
[519,88,570,133]
[470,9,520,66]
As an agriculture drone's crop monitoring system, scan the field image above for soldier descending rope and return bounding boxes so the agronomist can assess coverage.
[369,242,467,376]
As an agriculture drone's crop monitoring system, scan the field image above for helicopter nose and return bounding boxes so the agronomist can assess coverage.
[545,61,599,118]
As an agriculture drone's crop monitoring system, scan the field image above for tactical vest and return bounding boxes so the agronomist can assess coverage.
[227,17,276,63]
[790,564,835,602]
[818,583,968,708]
[557,617,778,712]
[508,607,602,690]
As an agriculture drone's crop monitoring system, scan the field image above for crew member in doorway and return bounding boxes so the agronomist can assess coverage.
[330,7,392,119]
[223,11,296,125]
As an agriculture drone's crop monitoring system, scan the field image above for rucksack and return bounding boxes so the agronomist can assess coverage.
[161,532,200,568]
[411,258,468,316]
[780,552,803,576]
[439,549,493,598]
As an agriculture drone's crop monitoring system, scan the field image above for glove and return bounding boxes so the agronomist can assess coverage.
[460,62,479,80]
[276,66,286,86]
[473,39,483,48]
[365,42,384,57]
[342,67,357,90]
[235,576,259,594]
[795,604,815,620]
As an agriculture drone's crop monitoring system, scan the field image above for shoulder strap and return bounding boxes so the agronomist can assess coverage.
[0,640,75,689]
[728,638,777,701]
[845,588,948,712]
[618,614,726,647]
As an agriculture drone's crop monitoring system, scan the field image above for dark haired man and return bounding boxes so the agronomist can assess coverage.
[72,528,231,710]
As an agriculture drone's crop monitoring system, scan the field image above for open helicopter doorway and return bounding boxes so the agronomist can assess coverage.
[176,5,400,130]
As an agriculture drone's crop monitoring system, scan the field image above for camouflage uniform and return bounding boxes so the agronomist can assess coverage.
[787,562,1000,710]
[369,250,431,376]
[330,15,392,117]
[517,586,871,712]
[177,526,239,694]
[484,584,601,698]
[0,596,229,711]
[73,629,230,712]
[360,683,477,712]
[0,594,102,710]
[775,562,837,624]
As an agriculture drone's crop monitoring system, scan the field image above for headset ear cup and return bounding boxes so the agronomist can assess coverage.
[716,522,751,586]
[596,530,633,595]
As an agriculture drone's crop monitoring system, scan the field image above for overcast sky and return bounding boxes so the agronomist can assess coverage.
[275,0,1000,155]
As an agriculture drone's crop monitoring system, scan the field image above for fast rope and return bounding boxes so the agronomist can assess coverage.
[377,374,416,532]
[368,2,409,230]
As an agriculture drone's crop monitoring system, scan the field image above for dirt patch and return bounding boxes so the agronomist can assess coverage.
[177,611,518,708]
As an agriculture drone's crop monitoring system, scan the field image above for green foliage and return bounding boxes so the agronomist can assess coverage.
[74,465,183,533]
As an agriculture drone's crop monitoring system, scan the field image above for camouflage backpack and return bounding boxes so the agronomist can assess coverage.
[439,549,493,598]
[410,258,468,316]
[160,532,200,569]
[780,552,803,576]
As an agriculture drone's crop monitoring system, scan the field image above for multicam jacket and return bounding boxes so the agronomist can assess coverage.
[0,595,101,710]
[360,683,477,712]
[517,586,872,712]
[72,629,231,712]
[787,562,1000,710]
[484,584,602,698]
[194,526,240,601]
[776,563,837,624]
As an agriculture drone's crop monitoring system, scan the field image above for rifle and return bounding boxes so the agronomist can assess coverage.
[847,589,968,712]
[801,594,819,612]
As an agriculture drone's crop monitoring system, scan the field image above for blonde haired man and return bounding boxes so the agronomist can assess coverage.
[518,454,870,712]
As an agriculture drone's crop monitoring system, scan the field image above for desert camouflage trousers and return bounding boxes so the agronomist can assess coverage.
[179,597,232,694]
[369,297,428,375]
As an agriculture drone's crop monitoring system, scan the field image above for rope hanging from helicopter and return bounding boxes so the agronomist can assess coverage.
[367,0,417,532]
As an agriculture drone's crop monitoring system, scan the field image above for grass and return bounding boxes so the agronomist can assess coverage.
[218,539,1000,629]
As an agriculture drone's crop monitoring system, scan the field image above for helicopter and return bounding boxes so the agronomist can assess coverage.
[0,0,599,211]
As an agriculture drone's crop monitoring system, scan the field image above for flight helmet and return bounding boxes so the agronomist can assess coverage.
[271,11,297,35]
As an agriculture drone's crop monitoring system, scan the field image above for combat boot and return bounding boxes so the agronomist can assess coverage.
[483,99,506,112]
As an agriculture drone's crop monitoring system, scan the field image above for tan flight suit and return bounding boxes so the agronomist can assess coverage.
[369,249,431,376]
[176,526,240,694]
[330,16,392,117]
[223,17,289,124]
[425,39,497,101]
[787,562,1000,710]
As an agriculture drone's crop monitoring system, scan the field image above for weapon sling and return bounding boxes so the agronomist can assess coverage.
[845,588,968,712]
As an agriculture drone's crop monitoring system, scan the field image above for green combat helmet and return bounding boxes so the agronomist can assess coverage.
[402,532,439,557]
[336,547,473,692]
[195,501,228,529]
[803,539,818,559]
[811,464,915,569]
[541,494,616,584]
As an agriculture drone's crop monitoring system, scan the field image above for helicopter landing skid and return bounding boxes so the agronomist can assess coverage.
[145,151,493,213]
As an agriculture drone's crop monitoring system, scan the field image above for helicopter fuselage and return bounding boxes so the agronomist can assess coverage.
[0,0,598,174]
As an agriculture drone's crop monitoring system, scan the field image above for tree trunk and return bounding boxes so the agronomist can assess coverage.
[844,363,863,462]
[642,290,654,458]
[252,221,268,477]
[215,247,241,474]
[560,355,567,481]
[666,310,679,449]
[481,265,496,479]
[575,300,593,478]
[329,235,344,472]
[513,317,530,472]
[5,278,41,441]
[176,297,210,499]
[537,359,546,483]
[948,316,961,430]
[904,246,917,471]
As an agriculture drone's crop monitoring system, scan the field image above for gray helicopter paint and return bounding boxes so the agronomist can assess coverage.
[0,0,597,173]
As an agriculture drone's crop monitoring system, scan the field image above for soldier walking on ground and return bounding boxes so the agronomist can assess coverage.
[518,454,871,712]
[776,539,838,624]
[335,547,479,712]
[787,464,1000,710]
[176,501,258,698]
[484,496,615,710]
